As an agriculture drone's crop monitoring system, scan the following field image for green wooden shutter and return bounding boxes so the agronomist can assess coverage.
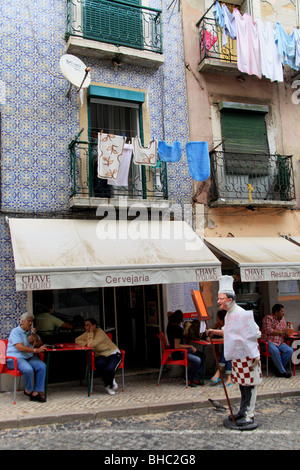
[84,0,143,49]
[221,109,269,154]
[221,109,269,175]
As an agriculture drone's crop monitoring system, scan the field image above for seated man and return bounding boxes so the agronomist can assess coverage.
[261,303,293,378]
[167,310,202,387]
[6,312,47,402]
[75,318,122,395]
[35,304,73,336]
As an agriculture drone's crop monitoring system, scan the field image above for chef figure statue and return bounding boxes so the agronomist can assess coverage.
[207,275,262,430]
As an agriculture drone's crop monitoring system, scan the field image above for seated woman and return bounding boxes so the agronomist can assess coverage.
[75,318,122,395]
[167,310,202,387]
[6,312,47,402]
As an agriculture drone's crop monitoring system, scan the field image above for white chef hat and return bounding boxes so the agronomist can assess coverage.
[218,275,235,295]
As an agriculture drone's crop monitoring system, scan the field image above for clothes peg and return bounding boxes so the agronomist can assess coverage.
[248,183,254,202]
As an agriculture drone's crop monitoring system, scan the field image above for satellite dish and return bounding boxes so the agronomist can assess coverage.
[59,54,91,97]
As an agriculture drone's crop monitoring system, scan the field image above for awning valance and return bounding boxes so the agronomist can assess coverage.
[205,237,300,282]
[9,218,222,291]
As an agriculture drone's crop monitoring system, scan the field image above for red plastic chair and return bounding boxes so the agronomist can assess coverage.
[258,338,293,377]
[90,333,125,394]
[0,339,22,404]
[157,331,189,388]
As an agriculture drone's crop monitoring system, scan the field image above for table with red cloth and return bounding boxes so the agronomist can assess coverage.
[192,338,224,384]
[43,343,92,400]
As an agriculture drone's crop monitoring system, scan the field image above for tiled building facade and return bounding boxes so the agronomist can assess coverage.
[0,0,192,339]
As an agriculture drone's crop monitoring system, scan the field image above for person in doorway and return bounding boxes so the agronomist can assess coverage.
[206,276,262,429]
[210,309,232,387]
[260,304,293,378]
[35,304,74,336]
[6,312,47,402]
[75,318,122,395]
[167,310,202,387]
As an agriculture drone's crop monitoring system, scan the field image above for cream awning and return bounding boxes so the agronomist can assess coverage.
[9,218,222,291]
[205,237,300,282]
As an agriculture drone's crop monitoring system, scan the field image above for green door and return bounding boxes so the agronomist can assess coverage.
[221,108,269,175]
[84,0,143,49]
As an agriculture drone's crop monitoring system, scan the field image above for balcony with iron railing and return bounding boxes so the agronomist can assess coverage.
[65,0,164,67]
[196,2,238,73]
[69,132,168,208]
[210,151,296,206]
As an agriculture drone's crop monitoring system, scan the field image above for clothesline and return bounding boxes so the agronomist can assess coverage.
[90,129,211,145]
[212,1,300,81]
[97,133,211,185]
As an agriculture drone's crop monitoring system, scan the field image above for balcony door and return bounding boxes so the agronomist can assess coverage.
[220,107,270,200]
[90,97,141,197]
[84,0,143,49]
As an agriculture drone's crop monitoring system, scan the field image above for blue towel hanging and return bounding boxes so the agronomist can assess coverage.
[185,141,210,181]
[158,141,182,162]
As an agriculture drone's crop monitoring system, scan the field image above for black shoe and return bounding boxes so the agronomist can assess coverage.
[30,393,46,403]
[279,371,292,378]
[236,416,254,427]
[228,412,244,422]
[24,390,32,397]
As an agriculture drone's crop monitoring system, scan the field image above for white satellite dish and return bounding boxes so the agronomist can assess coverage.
[59,54,91,97]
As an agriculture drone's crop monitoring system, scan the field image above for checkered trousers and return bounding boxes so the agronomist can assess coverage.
[231,357,262,386]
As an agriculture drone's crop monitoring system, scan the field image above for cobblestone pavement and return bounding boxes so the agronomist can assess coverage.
[1,369,300,429]
[0,396,299,451]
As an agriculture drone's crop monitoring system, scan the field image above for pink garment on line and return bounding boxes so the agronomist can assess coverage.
[234,10,262,79]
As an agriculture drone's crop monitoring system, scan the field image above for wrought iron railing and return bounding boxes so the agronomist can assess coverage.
[210,151,295,202]
[66,0,163,54]
[196,2,237,65]
[69,133,168,200]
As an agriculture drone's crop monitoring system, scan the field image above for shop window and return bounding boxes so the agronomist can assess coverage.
[278,280,300,295]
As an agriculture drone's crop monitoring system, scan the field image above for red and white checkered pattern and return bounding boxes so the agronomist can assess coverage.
[231,357,262,385]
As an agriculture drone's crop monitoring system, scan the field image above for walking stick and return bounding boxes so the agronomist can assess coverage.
[206,324,235,423]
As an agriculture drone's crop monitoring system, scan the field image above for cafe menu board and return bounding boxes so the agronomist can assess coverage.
[166,282,200,320]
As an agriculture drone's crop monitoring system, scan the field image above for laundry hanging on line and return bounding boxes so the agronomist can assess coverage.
[97,133,211,183]
[107,143,133,187]
[212,1,300,80]
[132,137,158,167]
[186,141,210,182]
[221,3,237,46]
[97,133,125,181]
[257,18,283,82]
[275,22,299,70]
[158,140,182,162]
[234,9,262,79]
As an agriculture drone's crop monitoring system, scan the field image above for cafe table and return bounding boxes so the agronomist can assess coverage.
[43,343,93,400]
[191,338,224,385]
[286,332,300,377]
